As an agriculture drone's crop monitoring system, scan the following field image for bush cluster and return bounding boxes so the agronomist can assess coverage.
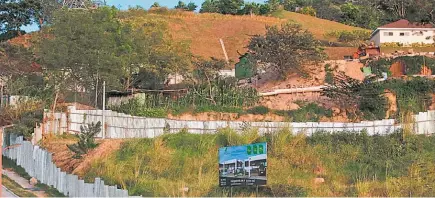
[325,30,371,43]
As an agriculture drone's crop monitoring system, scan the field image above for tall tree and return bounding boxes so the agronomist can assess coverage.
[406,0,435,24]
[186,2,198,11]
[217,0,244,15]
[35,0,61,27]
[174,1,187,9]
[200,0,219,13]
[266,0,281,12]
[200,0,244,15]
[0,0,41,35]
[380,0,413,19]
[37,7,192,95]
[247,23,325,79]
[239,2,260,15]
[36,7,124,96]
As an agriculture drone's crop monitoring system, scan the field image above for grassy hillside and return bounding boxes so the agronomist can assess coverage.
[84,128,435,197]
[9,10,364,62]
[132,10,364,62]
[271,10,366,39]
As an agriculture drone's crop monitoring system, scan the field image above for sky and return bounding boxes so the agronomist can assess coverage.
[22,0,265,32]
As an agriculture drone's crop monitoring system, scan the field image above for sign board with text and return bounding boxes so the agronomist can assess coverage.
[219,142,267,187]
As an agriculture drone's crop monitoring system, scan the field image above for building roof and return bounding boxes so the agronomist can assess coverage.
[379,19,434,29]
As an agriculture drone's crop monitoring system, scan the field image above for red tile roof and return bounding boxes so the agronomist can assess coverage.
[380,19,434,28]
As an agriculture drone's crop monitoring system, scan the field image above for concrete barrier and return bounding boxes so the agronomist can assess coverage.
[2,134,136,197]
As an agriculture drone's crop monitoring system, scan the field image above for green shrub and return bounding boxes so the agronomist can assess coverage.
[324,64,334,84]
[325,30,371,43]
[246,106,270,115]
[67,122,101,159]
[275,103,332,122]
[298,6,316,17]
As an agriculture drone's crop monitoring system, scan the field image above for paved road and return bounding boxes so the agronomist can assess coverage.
[2,185,18,197]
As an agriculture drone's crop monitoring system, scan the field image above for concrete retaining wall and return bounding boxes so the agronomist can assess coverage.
[33,105,435,140]
[35,106,435,139]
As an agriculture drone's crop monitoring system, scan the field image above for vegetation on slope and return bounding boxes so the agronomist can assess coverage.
[84,128,435,197]
[123,9,363,61]
[323,73,435,121]
[2,175,37,197]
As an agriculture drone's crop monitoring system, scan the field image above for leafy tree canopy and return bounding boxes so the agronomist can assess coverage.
[36,7,192,96]
[247,23,325,79]
[175,1,197,11]
[200,0,244,15]
[0,0,40,35]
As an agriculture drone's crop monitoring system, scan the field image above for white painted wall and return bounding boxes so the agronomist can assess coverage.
[218,69,236,77]
[370,30,381,46]
[371,28,435,46]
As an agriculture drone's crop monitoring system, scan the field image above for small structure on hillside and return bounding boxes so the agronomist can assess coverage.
[370,19,435,46]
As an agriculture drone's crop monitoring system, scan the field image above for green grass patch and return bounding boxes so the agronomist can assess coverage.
[2,175,36,197]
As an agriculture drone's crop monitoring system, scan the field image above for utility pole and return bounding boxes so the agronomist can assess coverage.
[102,81,106,139]
[95,76,98,108]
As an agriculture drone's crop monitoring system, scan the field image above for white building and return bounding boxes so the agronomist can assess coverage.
[370,19,435,46]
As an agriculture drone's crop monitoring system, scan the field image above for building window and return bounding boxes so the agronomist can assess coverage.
[384,32,393,36]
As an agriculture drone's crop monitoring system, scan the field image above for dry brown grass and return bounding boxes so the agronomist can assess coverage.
[133,11,363,62]
[42,135,125,177]
[324,47,357,60]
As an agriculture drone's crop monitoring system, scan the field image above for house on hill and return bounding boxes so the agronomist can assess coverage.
[370,19,435,46]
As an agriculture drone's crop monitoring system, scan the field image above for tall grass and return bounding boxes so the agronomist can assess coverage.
[84,128,435,197]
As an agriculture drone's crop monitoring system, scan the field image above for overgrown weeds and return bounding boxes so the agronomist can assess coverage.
[84,128,435,197]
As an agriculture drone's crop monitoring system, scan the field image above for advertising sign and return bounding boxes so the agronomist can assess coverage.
[219,142,267,187]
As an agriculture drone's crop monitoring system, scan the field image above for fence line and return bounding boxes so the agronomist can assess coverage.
[2,133,136,197]
[32,105,435,142]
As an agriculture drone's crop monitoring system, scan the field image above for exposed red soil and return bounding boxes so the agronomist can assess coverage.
[42,136,124,177]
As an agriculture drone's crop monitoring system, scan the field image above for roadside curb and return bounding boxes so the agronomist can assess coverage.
[3,185,18,197]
